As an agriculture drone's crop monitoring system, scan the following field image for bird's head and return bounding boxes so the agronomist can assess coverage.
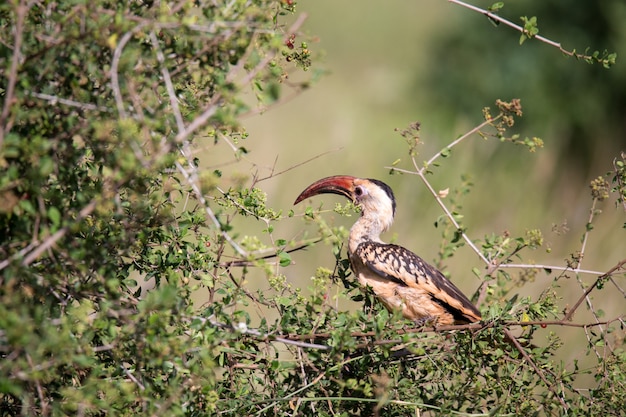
[294,175,396,233]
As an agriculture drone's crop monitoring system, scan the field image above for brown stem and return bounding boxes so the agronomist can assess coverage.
[562,258,626,322]
[503,328,569,410]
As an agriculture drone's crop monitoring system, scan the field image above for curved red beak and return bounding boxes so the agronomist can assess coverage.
[294,175,357,205]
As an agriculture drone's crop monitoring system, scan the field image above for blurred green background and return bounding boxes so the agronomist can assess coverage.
[205,0,624,365]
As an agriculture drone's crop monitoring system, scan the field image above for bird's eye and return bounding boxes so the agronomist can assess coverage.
[354,186,363,197]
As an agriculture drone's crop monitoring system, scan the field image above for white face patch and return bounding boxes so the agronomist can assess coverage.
[354,180,395,233]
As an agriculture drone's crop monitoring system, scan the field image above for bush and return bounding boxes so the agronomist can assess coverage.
[1,1,624,416]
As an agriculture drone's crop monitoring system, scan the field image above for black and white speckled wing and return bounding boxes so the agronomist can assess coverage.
[354,241,482,323]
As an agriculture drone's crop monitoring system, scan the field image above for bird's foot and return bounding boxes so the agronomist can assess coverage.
[413,316,437,328]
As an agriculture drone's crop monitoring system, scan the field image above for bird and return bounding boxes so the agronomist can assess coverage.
[294,175,482,326]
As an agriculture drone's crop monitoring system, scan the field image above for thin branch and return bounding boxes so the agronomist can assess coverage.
[562,258,626,322]
[414,164,490,265]
[27,91,110,112]
[218,237,322,267]
[0,0,35,147]
[424,116,500,169]
[0,241,38,272]
[384,166,610,278]
[503,328,569,410]
[253,147,344,185]
[497,263,604,276]
[122,366,146,391]
[386,117,505,268]
[174,101,221,144]
[149,30,185,133]
[577,197,599,271]
[26,353,49,415]
[21,200,98,266]
[171,14,310,257]
[609,276,626,298]
[191,316,331,351]
[254,395,490,417]
[449,0,610,63]
[571,197,606,327]
[110,22,148,119]
[175,161,248,257]
[173,13,309,145]
[254,372,328,416]
[283,316,625,347]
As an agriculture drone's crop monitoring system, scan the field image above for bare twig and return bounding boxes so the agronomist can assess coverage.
[497,263,604,276]
[577,199,597,271]
[424,116,500,169]
[504,317,623,329]
[253,147,344,185]
[385,117,505,268]
[27,92,110,112]
[21,200,98,266]
[562,258,626,322]
[191,315,331,351]
[218,237,322,267]
[110,22,148,119]
[281,316,624,350]
[25,353,49,415]
[414,163,490,265]
[254,372,328,416]
[122,365,146,391]
[149,30,185,133]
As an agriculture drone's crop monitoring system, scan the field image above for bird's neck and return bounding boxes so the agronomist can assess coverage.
[348,213,389,253]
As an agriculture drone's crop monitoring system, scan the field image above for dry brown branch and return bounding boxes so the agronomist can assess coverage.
[562,258,626,322]
[503,328,569,410]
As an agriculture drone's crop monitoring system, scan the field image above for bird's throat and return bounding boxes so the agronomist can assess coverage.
[348,215,387,253]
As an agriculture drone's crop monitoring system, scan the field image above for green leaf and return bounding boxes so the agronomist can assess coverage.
[278,251,292,267]
[47,206,61,227]
[488,2,504,12]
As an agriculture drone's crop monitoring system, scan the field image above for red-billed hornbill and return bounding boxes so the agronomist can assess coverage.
[294,175,482,326]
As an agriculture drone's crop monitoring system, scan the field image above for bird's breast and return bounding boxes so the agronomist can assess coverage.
[349,252,456,325]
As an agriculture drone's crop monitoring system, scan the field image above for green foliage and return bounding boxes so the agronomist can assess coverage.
[519,15,539,45]
[1,1,625,416]
[610,152,626,212]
